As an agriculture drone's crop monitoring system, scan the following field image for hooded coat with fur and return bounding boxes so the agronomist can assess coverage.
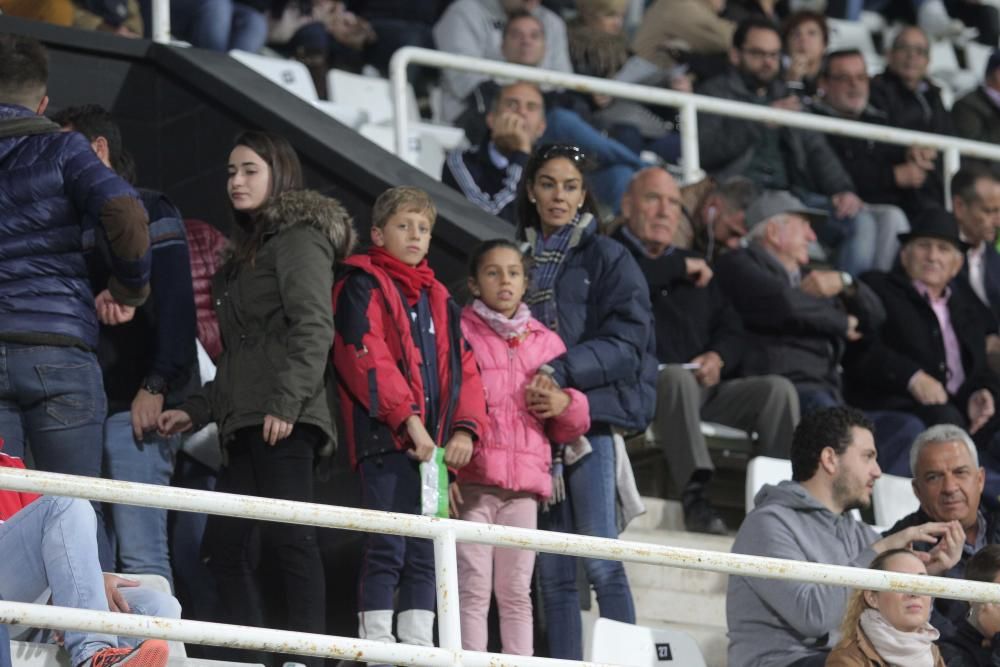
[180,191,352,451]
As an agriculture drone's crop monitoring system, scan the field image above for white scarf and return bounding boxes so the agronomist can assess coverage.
[859,608,939,667]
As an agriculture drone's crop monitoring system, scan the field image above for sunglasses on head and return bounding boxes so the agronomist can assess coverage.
[538,144,587,163]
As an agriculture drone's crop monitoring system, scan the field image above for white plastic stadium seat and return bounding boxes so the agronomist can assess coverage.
[590,618,707,667]
[745,456,792,513]
[327,69,419,125]
[827,19,884,73]
[228,50,318,102]
[873,474,919,529]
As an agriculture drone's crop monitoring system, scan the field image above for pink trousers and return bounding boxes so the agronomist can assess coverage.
[456,483,538,655]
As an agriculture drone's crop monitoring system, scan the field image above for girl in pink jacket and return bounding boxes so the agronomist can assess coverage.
[454,240,590,656]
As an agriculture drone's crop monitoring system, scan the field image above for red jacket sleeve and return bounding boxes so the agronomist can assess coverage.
[0,452,40,521]
[333,274,420,432]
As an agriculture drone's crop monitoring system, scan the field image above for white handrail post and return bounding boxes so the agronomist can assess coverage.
[389,47,412,161]
[151,0,170,44]
[434,528,462,655]
[679,102,702,185]
[944,146,961,211]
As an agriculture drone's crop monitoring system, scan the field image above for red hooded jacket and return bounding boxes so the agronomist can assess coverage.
[332,254,487,469]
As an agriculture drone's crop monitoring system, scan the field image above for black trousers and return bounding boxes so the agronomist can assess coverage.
[202,423,326,667]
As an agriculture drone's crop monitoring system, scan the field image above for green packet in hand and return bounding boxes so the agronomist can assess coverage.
[420,448,448,518]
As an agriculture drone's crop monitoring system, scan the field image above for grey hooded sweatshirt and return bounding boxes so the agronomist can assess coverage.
[726,481,880,667]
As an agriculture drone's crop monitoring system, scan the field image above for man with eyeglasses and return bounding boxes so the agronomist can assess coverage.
[696,17,884,277]
[869,27,953,192]
[813,49,936,266]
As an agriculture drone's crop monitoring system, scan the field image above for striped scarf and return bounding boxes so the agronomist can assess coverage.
[524,213,592,331]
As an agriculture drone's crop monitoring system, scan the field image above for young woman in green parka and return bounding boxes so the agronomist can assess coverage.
[158,131,356,667]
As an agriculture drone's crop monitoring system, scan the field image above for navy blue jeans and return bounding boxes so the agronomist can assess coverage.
[358,451,435,612]
[0,343,105,477]
[537,431,635,659]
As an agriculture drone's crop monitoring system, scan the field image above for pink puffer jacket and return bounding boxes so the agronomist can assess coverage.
[459,306,590,498]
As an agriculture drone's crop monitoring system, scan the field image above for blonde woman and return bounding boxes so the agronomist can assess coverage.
[826,549,945,667]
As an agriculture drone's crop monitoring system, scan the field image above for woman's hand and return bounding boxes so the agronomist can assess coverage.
[263,414,294,446]
[157,410,193,436]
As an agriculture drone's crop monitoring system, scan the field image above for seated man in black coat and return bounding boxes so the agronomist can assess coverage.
[845,208,1000,473]
[885,424,1000,634]
[940,544,1000,665]
[612,168,800,534]
[714,190,926,465]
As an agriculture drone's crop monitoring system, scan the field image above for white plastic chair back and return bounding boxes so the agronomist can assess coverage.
[873,474,919,529]
[589,618,707,667]
[228,50,318,102]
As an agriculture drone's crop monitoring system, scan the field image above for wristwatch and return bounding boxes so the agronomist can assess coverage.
[141,375,167,395]
[839,271,854,290]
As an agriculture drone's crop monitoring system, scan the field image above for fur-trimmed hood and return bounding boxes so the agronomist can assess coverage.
[258,189,357,260]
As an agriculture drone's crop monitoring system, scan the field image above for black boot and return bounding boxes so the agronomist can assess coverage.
[682,479,728,535]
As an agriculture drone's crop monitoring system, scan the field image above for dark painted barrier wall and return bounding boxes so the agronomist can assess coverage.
[0,14,512,287]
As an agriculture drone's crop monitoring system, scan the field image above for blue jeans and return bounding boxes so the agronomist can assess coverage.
[0,343,105,478]
[0,496,112,666]
[0,602,9,667]
[537,431,635,660]
[542,108,644,214]
[799,192,881,276]
[103,411,180,583]
[170,0,267,52]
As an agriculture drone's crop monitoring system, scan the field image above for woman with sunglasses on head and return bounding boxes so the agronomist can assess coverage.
[826,549,945,667]
[516,144,658,660]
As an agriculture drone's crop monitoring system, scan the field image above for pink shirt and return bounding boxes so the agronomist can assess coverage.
[914,281,965,394]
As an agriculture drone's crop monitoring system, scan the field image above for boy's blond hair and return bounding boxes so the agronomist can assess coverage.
[372,186,437,229]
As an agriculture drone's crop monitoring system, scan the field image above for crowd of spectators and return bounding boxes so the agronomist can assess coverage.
[4,0,1000,665]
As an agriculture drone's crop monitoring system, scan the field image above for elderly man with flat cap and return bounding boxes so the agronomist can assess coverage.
[845,208,1000,478]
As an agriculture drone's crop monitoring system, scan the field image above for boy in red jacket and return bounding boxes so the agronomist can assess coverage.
[332,186,487,648]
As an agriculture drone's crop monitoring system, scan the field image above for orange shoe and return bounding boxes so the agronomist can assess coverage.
[86,640,169,667]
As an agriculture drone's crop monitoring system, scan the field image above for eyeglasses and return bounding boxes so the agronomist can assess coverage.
[742,48,782,61]
[825,73,868,84]
[538,144,587,163]
[892,44,929,56]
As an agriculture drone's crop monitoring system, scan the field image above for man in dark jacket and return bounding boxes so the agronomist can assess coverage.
[885,424,1000,635]
[613,168,799,534]
[0,34,151,479]
[844,208,1000,460]
[696,17,880,276]
[442,81,546,225]
[814,49,940,227]
[53,104,197,581]
[952,166,1000,327]
[870,26,954,195]
[940,544,1000,666]
[953,51,1000,158]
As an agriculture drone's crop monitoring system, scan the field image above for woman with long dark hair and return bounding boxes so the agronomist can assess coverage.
[515,144,657,659]
[159,131,356,667]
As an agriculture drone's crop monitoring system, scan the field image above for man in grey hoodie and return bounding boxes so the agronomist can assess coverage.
[727,406,965,667]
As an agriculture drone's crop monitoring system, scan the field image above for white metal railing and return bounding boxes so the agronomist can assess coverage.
[151,0,169,45]
[388,47,1000,201]
[3,466,1000,667]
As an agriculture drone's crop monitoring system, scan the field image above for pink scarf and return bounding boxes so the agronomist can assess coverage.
[472,299,533,344]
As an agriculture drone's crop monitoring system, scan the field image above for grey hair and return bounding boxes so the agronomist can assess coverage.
[909,423,979,475]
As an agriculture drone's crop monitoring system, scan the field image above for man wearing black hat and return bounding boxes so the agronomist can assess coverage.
[953,50,1000,155]
[844,208,1000,459]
